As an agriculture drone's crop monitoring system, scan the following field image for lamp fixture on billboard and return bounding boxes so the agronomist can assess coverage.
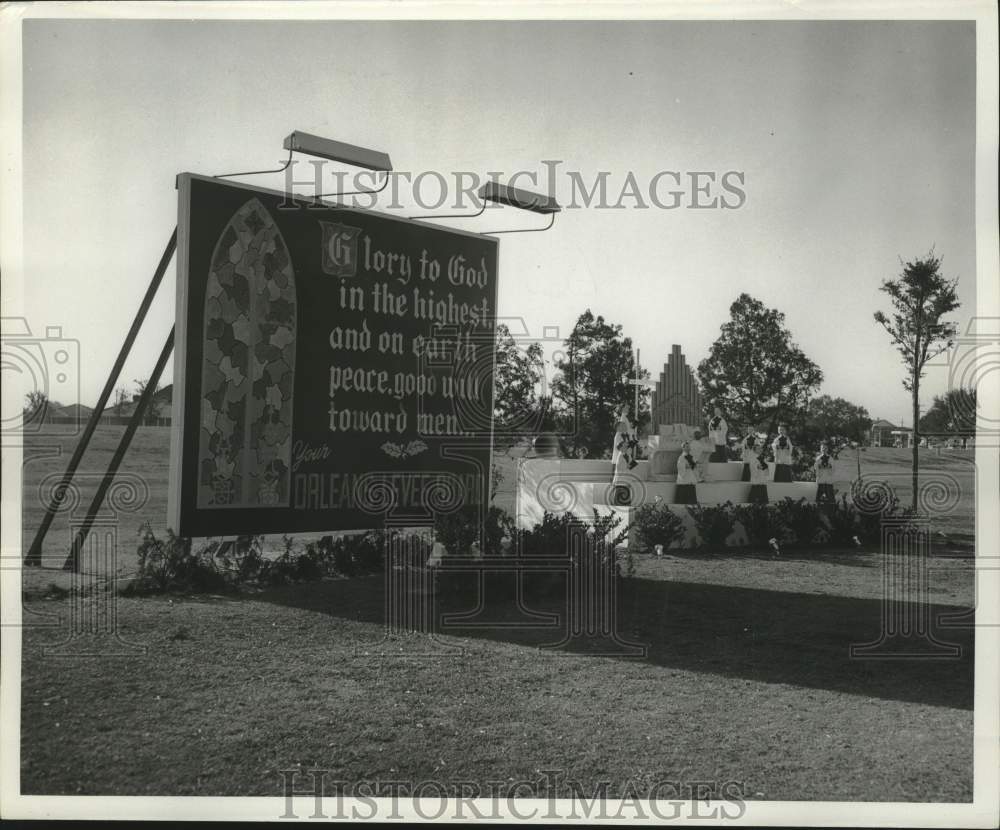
[478,181,561,214]
[282,131,393,201]
[214,130,393,200]
[478,181,561,234]
[283,130,393,172]
[413,180,562,231]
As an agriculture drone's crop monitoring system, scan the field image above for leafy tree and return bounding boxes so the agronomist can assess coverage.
[697,294,823,436]
[800,394,872,446]
[874,252,960,508]
[551,310,649,457]
[492,323,545,449]
[919,387,976,437]
[134,377,164,423]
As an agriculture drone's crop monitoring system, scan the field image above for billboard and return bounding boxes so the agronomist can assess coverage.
[168,174,498,536]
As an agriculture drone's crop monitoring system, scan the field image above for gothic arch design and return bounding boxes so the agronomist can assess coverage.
[198,198,296,509]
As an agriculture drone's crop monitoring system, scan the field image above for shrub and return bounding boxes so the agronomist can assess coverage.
[592,510,631,548]
[631,503,686,553]
[257,536,326,585]
[731,503,787,549]
[311,535,340,576]
[131,525,227,594]
[433,505,518,557]
[512,511,630,596]
[686,503,736,549]
[352,531,386,574]
[848,479,924,545]
[563,511,631,579]
[519,510,629,557]
[857,506,922,546]
[519,511,570,558]
[214,534,265,583]
[434,505,481,557]
[293,539,326,581]
[484,506,516,556]
[258,536,296,586]
[825,494,860,546]
[774,498,822,546]
[330,536,356,577]
[388,532,434,569]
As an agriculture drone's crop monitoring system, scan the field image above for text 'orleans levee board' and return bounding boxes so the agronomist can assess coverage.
[168,174,498,536]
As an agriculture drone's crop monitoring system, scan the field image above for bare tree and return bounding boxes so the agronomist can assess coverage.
[113,386,130,417]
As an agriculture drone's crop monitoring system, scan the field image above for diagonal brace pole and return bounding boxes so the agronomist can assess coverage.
[63,327,175,572]
[25,230,176,567]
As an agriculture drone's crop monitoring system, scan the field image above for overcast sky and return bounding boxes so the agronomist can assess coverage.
[20,18,977,427]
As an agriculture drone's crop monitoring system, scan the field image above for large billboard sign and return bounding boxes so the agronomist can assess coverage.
[168,174,498,536]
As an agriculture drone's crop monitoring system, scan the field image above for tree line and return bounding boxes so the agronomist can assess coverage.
[492,295,877,457]
[494,252,969,509]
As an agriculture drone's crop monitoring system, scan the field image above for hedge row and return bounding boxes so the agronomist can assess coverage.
[632,492,919,552]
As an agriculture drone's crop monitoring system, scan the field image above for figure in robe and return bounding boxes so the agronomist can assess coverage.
[689,429,713,482]
[740,433,759,482]
[748,440,771,504]
[675,441,699,504]
[610,408,639,505]
[707,406,729,462]
[814,441,836,505]
[771,424,794,483]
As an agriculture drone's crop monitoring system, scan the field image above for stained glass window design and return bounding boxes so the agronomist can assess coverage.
[197,198,296,508]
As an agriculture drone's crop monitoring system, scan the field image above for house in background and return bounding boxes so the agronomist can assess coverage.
[101,384,173,425]
[870,418,912,448]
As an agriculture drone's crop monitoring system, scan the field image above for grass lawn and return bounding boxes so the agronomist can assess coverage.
[21,549,974,800]
[18,429,977,801]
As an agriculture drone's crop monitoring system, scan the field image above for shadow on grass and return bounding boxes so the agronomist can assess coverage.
[257,568,974,711]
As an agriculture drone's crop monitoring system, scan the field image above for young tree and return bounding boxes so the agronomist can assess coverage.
[874,252,959,508]
[697,294,823,436]
[551,310,649,457]
[492,323,545,449]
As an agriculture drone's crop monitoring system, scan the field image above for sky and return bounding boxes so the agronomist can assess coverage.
[18,17,978,428]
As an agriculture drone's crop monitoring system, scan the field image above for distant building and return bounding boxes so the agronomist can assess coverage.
[100,384,173,425]
[870,418,912,448]
[53,402,94,420]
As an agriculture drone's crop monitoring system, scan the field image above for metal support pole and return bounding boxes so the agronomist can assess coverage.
[63,327,175,572]
[24,230,177,566]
